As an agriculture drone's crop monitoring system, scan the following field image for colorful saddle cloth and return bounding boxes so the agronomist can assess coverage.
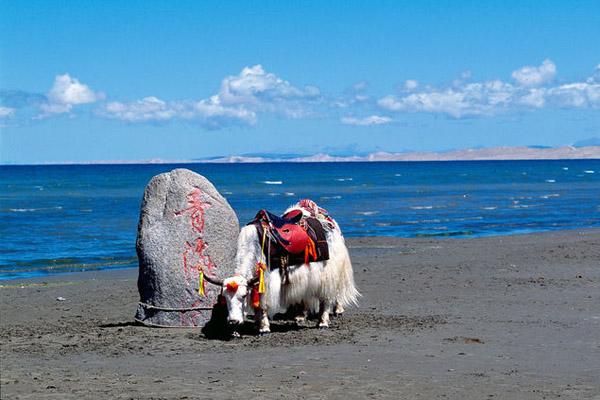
[248,208,330,270]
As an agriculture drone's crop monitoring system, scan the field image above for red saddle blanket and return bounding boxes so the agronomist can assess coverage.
[249,209,330,270]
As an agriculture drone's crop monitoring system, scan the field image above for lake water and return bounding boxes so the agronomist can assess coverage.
[1,160,599,279]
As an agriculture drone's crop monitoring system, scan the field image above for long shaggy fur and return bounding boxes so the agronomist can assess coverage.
[233,203,360,317]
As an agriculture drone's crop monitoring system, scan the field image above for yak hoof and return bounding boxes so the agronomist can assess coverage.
[318,323,329,329]
[230,331,242,339]
[258,330,270,336]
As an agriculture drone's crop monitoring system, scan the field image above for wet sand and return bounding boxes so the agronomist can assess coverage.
[1,230,599,399]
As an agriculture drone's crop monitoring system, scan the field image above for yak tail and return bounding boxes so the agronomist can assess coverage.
[335,239,361,308]
[320,230,360,308]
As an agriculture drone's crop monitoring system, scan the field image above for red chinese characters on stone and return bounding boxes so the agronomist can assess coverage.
[175,188,212,233]
[175,188,215,283]
[181,238,215,281]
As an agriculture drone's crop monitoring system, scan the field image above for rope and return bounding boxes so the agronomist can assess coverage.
[256,226,268,293]
[134,318,205,328]
[137,301,213,312]
[260,224,268,260]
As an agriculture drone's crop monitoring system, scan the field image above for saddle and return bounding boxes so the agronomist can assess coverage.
[248,209,330,277]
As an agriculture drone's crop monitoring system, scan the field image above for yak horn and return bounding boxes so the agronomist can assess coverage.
[203,273,223,286]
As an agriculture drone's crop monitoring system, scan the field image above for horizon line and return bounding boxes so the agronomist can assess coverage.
[2,145,600,166]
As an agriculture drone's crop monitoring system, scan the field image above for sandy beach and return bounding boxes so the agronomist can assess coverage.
[1,230,599,399]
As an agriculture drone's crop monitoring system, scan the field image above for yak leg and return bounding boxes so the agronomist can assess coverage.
[294,302,309,323]
[255,307,271,334]
[318,300,333,328]
[334,302,345,316]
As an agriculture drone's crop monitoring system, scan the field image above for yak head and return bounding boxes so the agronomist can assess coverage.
[204,273,257,327]
[221,276,250,325]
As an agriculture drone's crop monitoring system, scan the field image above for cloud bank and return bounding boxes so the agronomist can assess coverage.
[98,65,320,128]
[341,115,392,126]
[2,60,599,127]
[377,60,600,118]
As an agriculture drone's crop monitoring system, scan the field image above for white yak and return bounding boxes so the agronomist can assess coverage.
[204,200,360,334]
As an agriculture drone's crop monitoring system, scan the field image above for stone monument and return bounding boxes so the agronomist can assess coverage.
[134,168,239,327]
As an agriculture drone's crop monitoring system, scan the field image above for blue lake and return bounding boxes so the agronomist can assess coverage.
[1,160,599,279]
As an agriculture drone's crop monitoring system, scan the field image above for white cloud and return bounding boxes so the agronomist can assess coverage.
[217,65,320,115]
[221,65,321,119]
[378,80,515,118]
[47,74,103,105]
[101,97,180,122]
[193,96,257,128]
[39,74,104,116]
[404,80,419,90]
[6,60,599,127]
[547,82,600,108]
[380,90,472,118]
[0,106,15,118]
[341,115,392,126]
[100,95,256,128]
[511,59,556,87]
[518,88,546,108]
[377,61,600,118]
[352,81,369,91]
[99,65,317,127]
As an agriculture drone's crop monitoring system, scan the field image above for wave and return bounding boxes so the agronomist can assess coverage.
[284,192,295,196]
[7,206,63,213]
[545,179,556,183]
[320,195,342,200]
[540,193,560,199]
[511,204,537,209]
[356,211,378,216]
[584,170,595,174]
[335,177,353,181]
[263,180,283,185]
[416,230,474,237]
[452,216,483,221]
[410,206,434,210]
[0,256,138,280]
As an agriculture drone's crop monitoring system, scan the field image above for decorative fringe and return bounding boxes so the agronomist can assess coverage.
[304,238,317,265]
[256,227,268,295]
[256,261,267,294]
[251,286,260,309]
[198,270,205,296]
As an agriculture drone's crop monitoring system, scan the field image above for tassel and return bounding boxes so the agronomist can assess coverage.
[304,239,317,265]
[257,261,267,294]
[198,270,205,296]
[251,286,260,309]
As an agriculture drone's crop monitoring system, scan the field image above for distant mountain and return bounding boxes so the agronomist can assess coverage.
[8,145,599,165]
[573,137,600,147]
[203,145,600,163]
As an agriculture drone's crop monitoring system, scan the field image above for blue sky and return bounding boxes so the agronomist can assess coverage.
[1,0,599,163]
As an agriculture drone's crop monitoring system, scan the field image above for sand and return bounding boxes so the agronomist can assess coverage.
[1,230,599,399]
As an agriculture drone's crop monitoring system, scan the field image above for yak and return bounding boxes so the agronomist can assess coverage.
[203,199,359,334]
